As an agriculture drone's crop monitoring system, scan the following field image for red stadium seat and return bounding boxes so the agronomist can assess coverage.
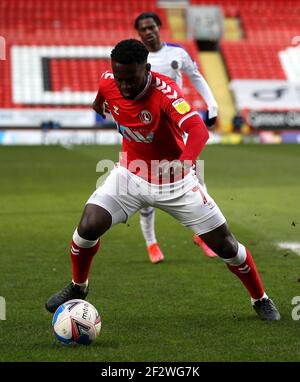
[0,0,293,108]
[0,0,172,108]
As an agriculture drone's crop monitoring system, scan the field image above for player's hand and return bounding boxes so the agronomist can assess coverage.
[157,159,193,181]
[103,100,111,114]
[205,110,217,128]
[92,100,109,119]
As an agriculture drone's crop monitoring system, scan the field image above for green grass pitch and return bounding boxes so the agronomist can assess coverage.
[0,144,299,361]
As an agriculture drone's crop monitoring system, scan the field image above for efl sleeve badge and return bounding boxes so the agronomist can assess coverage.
[172,98,191,115]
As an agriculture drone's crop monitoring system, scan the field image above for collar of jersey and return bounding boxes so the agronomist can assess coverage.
[134,72,152,101]
[149,43,166,54]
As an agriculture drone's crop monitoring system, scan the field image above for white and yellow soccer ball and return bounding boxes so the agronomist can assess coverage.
[52,299,101,345]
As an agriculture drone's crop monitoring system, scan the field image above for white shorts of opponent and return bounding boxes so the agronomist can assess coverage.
[86,164,226,236]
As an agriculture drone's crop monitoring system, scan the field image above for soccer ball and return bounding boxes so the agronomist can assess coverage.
[52,299,101,345]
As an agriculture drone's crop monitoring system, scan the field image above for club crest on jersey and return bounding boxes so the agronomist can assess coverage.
[172,98,191,114]
[171,60,179,70]
[139,110,152,124]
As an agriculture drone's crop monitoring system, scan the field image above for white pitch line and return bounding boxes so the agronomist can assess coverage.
[277,242,300,256]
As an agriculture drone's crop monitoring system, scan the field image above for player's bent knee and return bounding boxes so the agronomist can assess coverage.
[78,204,112,240]
[220,235,238,259]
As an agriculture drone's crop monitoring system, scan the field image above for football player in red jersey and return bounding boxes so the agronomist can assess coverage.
[46,40,280,321]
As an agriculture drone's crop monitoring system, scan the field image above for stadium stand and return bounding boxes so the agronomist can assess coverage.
[221,42,287,80]
[191,0,299,80]
[0,0,299,135]
[0,0,202,114]
[191,0,300,135]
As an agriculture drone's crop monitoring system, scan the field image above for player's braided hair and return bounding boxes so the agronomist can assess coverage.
[111,39,149,64]
[134,12,162,30]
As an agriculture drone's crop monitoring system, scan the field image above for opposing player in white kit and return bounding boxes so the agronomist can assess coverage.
[134,12,218,263]
[46,39,280,321]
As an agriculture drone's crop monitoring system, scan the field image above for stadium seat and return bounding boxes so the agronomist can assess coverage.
[0,0,294,109]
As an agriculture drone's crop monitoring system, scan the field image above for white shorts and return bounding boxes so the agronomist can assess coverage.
[86,165,226,235]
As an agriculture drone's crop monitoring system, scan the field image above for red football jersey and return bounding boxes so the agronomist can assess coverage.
[95,71,201,182]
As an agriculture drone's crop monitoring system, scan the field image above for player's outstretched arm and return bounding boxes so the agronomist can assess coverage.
[183,52,218,127]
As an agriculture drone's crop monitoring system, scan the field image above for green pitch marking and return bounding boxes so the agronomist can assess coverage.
[277,242,300,256]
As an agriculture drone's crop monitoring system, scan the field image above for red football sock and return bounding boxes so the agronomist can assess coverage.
[227,247,264,299]
[70,239,100,284]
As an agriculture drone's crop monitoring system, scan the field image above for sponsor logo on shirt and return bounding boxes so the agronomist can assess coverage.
[117,123,154,143]
[172,98,191,114]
